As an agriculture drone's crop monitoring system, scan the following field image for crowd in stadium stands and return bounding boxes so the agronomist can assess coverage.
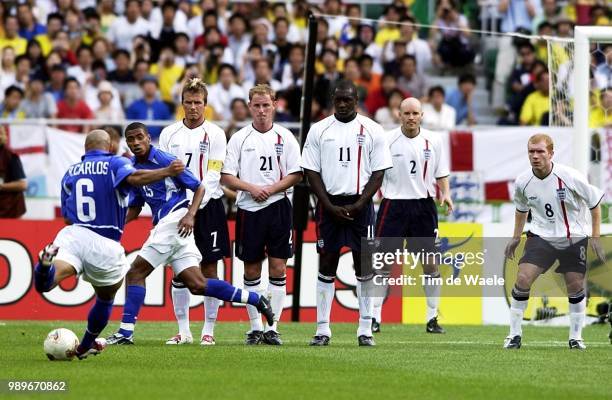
[0,0,610,137]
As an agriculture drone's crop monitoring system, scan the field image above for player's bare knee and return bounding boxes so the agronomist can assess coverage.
[186,278,206,295]
[268,260,287,278]
[515,272,535,289]
[319,253,339,277]
[244,262,262,280]
[126,267,147,285]
[200,262,218,279]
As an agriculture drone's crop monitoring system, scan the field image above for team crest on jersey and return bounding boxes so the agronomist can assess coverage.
[275,143,284,156]
[423,149,432,161]
[199,140,208,154]
[317,239,324,248]
[556,188,567,201]
[357,134,365,146]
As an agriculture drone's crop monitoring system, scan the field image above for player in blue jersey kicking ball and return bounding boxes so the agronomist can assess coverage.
[106,122,273,345]
[33,129,186,359]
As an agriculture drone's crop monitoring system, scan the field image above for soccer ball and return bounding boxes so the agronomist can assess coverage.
[44,328,79,361]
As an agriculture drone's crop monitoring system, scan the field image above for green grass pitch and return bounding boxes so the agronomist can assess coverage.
[1,321,610,400]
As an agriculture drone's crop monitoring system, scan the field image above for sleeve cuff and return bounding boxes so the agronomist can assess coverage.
[589,193,604,210]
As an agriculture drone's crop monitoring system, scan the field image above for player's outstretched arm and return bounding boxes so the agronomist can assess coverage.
[305,169,352,221]
[126,159,185,187]
[436,176,454,215]
[590,204,606,263]
[504,210,528,259]
[345,170,385,217]
[178,184,205,238]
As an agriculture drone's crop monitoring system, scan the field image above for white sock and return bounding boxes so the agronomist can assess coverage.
[171,281,191,338]
[316,274,335,337]
[569,298,586,341]
[509,298,528,337]
[423,273,441,322]
[372,297,384,323]
[266,276,286,332]
[201,296,220,337]
[356,278,373,337]
[244,276,264,332]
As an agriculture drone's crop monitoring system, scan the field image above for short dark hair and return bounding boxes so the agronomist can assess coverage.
[400,54,417,65]
[76,45,93,57]
[218,63,237,77]
[230,97,247,109]
[47,12,64,24]
[124,122,148,137]
[63,77,80,90]
[112,49,130,59]
[333,80,358,98]
[458,73,476,85]
[4,85,24,98]
[161,0,177,12]
[428,85,445,97]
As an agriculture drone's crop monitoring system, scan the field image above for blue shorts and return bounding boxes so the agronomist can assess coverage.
[194,197,231,264]
[235,197,293,263]
[375,198,438,253]
[315,195,375,254]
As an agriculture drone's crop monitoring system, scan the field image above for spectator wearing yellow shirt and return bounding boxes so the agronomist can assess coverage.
[0,86,26,120]
[520,70,550,126]
[374,5,402,47]
[590,88,612,128]
[34,13,64,56]
[0,16,27,56]
[150,46,184,108]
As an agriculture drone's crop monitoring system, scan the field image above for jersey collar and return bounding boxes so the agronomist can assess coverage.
[82,149,112,160]
[532,162,554,180]
[130,145,158,164]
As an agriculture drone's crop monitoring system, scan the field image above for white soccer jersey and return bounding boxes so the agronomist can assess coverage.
[381,127,449,199]
[222,123,302,211]
[159,120,226,208]
[301,114,393,195]
[513,162,604,241]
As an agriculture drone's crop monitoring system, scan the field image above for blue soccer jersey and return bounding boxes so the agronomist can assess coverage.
[61,150,136,241]
[129,146,201,225]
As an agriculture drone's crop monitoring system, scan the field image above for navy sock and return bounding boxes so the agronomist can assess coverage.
[78,297,114,352]
[205,279,260,306]
[34,262,55,293]
[118,285,146,337]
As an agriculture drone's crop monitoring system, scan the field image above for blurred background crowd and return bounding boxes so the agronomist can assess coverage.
[0,0,610,139]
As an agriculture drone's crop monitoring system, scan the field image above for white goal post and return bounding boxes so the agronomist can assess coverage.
[574,26,612,177]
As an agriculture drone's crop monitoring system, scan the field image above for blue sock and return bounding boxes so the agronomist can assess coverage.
[118,285,146,337]
[34,262,55,293]
[205,279,260,306]
[78,297,114,352]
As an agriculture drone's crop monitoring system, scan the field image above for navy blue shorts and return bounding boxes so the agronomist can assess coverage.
[194,197,231,264]
[519,233,587,274]
[235,197,293,263]
[315,195,375,254]
[375,198,438,253]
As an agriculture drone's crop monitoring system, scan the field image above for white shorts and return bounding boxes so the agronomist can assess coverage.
[53,225,129,287]
[138,207,202,276]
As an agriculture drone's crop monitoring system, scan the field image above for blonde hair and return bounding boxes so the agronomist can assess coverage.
[181,77,208,102]
[528,134,554,153]
[248,84,276,102]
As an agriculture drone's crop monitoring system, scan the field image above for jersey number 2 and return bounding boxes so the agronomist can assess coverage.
[76,178,96,222]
